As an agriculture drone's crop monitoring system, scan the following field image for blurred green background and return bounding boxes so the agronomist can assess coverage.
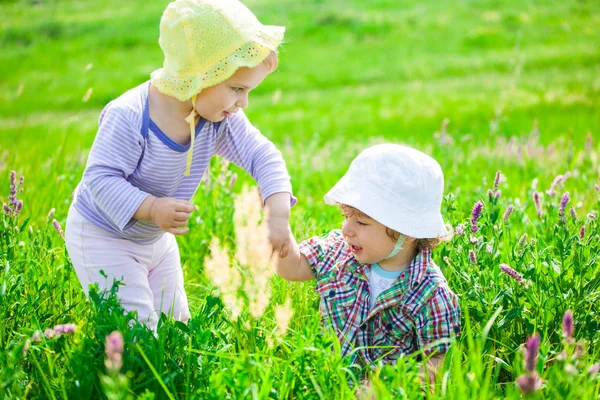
[2,1,599,220]
[2,1,600,398]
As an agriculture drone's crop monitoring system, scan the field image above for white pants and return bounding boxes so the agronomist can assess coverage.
[65,207,190,331]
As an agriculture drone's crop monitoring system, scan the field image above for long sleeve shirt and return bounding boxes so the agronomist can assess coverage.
[72,81,295,244]
[299,230,461,366]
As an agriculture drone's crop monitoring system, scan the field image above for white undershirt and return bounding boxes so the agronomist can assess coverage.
[368,263,402,309]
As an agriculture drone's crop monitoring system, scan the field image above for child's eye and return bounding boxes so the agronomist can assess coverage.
[356,221,368,226]
[231,87,243,93]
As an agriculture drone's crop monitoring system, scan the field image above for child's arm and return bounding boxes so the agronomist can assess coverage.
[215,110,295,208]
[275,235,314,281]
[264,192,292,257]
[134,195,194,235]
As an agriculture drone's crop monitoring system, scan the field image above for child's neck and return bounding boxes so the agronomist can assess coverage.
[149,84,194,119]
[377,242,419,272]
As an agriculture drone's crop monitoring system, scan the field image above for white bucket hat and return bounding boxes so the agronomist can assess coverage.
[324,144,448,239]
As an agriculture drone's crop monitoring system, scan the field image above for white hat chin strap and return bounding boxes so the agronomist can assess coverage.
[384,235,406,260]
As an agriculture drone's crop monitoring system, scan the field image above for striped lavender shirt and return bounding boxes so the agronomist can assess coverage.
[72,81,295,244]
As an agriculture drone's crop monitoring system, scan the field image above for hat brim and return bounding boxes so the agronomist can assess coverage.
[151,25,285,101]
[324,173,448,239]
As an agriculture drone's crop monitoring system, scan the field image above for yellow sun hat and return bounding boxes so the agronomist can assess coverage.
[150,0,285,102]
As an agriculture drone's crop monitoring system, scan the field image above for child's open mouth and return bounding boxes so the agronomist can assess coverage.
[350,244,362,254]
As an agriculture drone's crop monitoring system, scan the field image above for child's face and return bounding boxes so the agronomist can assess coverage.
[341,210,397,265]
[194,62,271,122]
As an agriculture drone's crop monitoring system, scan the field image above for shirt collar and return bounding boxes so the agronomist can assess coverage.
[343,245,432,285]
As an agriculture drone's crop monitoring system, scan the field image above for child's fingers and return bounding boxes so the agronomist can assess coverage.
[166,226,189,235]
[174,201,195,213]
[171,219,189,228]
[173,211,191,222]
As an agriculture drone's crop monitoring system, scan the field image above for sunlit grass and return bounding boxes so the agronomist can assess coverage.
[1,0,600,398]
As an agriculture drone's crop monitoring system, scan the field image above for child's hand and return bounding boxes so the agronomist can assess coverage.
[149,197,194,235]
[267,216,292,258]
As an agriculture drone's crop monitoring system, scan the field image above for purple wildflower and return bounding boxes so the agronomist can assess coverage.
[469,236,478,245]
[516,335,543,396]
[546,174,566,197]
[487,189,493,199]
[533,191,542,218]
[493,171,502,190]
[486,244,493,254]
[44,329,55,339]
[570,206,577,220]
[3,203,12,215]
[9,171,16,198]
[499,263,524,285]
[47,208,55,221]
[558,192,569,224]
[15,200,22,215]
[524,334,541,373]
[580,225,585,240]
[588,213,597,221]
[503,204,514,222]
[54,323,77,335]
[595,184,600,192]
[471,201,483,233]
[516,374,542,394]
[52,219,64,239]
[455,224,465,237]
[562,310,574,340]
[105,331,124,372]
[588,363,600,376]
[469,250,477,264]
[494,190,501,199]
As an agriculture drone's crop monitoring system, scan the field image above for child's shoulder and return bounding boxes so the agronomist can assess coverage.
[110,81,149,110]
[302,229,345,251]
[99,82,149,127]
[299,229,349,268]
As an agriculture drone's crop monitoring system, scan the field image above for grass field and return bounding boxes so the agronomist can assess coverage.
[1,0,600,398]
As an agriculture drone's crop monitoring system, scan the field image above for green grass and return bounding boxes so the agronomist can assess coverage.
[1,0,600,398]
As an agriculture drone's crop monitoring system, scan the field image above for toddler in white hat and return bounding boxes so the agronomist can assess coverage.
[276,143,460,380]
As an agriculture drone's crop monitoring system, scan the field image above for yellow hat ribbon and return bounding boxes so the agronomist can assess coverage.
[183,94,197,177]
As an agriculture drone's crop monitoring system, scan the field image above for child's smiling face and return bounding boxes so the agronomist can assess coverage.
[193,61,272,122]
[341,207,398,265]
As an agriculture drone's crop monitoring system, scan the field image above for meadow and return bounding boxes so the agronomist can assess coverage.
[1,0,600,398]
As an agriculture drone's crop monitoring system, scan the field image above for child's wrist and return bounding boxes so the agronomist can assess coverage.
[148,197,159,222]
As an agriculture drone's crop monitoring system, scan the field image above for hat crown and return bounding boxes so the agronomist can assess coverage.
[151,0,285,101]
[324,144,447,238]
[160,0,260,70]
[348,144,444,210]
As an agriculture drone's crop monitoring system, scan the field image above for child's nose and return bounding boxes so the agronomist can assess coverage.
[235,94,249,109]
[341,220,354,237]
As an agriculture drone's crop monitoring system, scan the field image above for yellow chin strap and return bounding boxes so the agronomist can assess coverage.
[183,94,198,177]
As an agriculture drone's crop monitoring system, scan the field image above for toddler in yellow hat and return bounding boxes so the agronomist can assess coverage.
[65,0,295,332]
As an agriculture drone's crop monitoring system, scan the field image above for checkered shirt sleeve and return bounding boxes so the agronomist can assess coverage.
[298,230,344,279]
[414,283,461,355]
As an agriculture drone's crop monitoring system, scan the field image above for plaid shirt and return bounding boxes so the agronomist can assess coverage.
[299,230,461,366]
